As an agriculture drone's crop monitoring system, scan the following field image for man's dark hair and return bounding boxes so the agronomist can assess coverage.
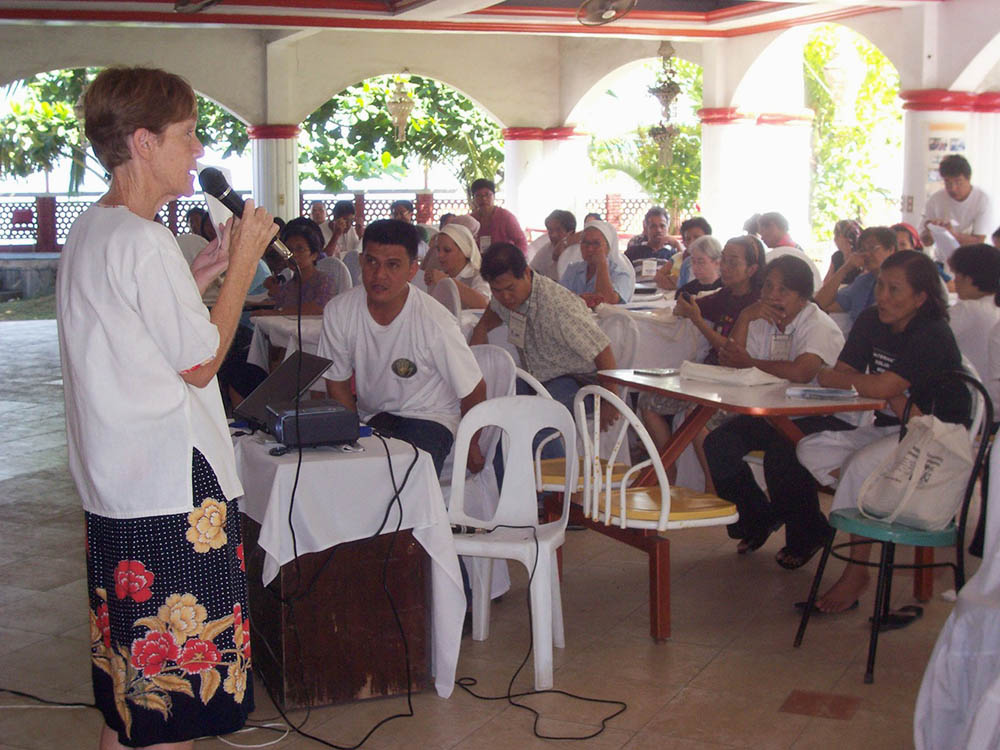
[439,213,455,229]
[644,206,669,224]
[280,217,324,257]
[584,212,602,223]
[480,242,528,282]
[939,154,972,179]
[948,243,1000,295]
[759,211,789,232]
[333,200,355,220]
[680,216,712,237]
[764,254,814,299]
[859,226,898,253]
[470,178,496,195]
[391,199,414,213]
[545,210,576,234]
[363,219,419,260]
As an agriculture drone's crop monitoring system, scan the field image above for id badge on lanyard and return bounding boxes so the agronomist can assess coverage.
[508,311,527,348]
[770,333,792,361]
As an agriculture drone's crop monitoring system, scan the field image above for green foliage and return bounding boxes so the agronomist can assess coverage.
[804,25,902,240]
[588,58,702,230]
[297,75,503,193]
[2,69,502,195]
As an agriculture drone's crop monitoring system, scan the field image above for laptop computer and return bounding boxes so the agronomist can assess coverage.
[233,350,333,431]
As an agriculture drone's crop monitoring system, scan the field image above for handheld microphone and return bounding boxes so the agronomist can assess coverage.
[198,167,294,261]
[274,268,295,285]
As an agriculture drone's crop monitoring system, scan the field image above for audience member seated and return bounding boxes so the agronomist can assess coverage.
[310,199,328,231]
[559,220,633,306]
[704,256,846,564]
[470,242,617,426]
[319,219,487,476]
[639,235,766,491]
[530,209,578,281]
[625,206,679,263]
[254,218,335,317]
[947,243,1000,383]
[920,154,993,262]
[674,235,722,298]
[584,212,602,223]
[892,222,923,253]
[796,251,967,612]
[758,211,801,250]
[391,199,430,258]
[424,223,490,310]
[321,199,363,258]
[814,226,897,325]
[823,219,863,286]
[176,207,210,265]
[423,213,481,272]
[469,178,527,254]
[666,216,713,290]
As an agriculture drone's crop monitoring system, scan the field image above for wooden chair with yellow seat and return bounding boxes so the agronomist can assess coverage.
[572,384,739,641]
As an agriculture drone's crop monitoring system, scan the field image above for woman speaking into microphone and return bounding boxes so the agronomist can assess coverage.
[57,67,276,750]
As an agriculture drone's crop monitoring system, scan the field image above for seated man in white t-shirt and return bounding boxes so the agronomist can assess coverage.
[318,219,487,476]
[921,154,993,262]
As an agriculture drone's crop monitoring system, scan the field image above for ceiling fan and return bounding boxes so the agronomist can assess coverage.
[576,0,638,27]
[174,0,224,12]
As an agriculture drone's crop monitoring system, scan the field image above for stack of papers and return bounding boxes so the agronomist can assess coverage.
[679,361,787,386]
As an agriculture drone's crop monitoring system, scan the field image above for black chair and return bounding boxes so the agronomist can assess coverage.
[794,370,993,683]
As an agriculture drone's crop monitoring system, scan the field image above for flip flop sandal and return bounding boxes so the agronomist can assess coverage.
[794,599,859,614]
[870,604,923,631]
[775,543,824,570]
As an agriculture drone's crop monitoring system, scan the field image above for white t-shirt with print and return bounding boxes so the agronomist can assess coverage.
[922,186,993,262]
[318,285,483,434]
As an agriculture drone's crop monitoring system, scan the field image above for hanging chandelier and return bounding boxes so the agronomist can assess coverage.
[386,76,414,142]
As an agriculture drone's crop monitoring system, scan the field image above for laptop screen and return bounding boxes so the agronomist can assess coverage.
[233,350,333,430]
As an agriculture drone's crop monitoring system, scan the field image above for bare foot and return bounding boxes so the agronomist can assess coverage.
[816,566,869,613]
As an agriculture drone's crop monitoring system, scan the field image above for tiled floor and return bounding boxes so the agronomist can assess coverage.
[0,319,972,749]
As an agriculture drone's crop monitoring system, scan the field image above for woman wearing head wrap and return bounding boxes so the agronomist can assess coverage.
[424,222,490,309]
[558,219,634,306]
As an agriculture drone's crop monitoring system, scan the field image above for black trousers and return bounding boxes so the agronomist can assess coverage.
[704,414,854,554]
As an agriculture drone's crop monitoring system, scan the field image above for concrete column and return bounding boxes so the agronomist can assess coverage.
[502,128,546,234]
[898,90,980,229]
[248,124,300,220]
[541,127,590,227]
[698,108,757,238]
[697,108,812,240]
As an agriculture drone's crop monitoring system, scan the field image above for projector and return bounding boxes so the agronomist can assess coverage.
[265,399,360,447]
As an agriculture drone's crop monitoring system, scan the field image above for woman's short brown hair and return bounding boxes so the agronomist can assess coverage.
[82,67,197,171]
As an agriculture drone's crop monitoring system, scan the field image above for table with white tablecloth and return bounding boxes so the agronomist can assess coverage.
[234,434,466,698]
[246,314,324,369]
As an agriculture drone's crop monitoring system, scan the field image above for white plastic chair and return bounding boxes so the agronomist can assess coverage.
[440,346,516,601]
[430,276,462,318]
[341,249,361,287]
[555,243,582,279]
[448,395,578,691]
[316,255,353,295]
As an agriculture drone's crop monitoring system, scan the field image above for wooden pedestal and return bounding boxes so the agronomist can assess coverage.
[241,515,432,710]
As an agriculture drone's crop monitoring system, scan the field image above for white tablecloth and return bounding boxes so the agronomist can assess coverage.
[234,434,466,698]
[247,315,324,369]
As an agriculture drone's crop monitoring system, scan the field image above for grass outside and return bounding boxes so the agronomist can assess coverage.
[1,294,56,321]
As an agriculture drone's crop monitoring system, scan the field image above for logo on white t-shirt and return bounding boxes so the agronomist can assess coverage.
[392,358,417,378]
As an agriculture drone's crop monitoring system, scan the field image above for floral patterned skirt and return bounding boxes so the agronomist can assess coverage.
[86,449,253,748]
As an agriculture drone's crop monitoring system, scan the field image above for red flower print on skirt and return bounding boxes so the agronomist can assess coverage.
[114,560,155,603]
[96,602,111,648]
[130,632,179,676]
[177,639,222,674]
[236,543,245,572]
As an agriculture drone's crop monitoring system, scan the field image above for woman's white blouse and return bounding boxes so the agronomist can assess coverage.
[57,205,242,518]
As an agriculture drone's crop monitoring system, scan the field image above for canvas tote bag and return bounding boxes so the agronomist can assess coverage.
[857,415,974,531]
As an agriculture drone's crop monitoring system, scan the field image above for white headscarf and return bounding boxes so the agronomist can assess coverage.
[449,214,481,236]
[439,223,481,271]
[584,220,626,265]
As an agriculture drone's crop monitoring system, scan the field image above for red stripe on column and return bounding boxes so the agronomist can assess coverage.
[247,124,301,139]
